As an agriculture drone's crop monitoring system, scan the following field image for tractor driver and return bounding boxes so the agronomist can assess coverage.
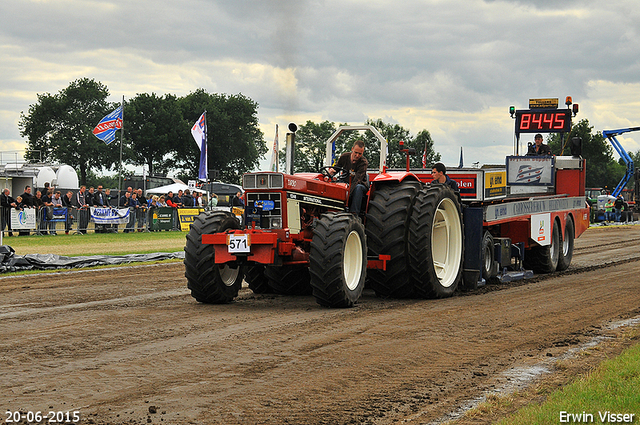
[329,140,369,215]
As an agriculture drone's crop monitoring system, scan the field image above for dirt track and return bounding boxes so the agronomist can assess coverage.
[1,225,640,424]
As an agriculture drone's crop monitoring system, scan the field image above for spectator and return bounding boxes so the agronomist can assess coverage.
[182,189,194,208]
[136,188,147,231]
[62,190,74,234]
[104,188,119,233]
[208,193,219,208]
[15,196,25,210]
[176,190,184,208]
[21,185,34,208]
[232,191,244,207]
[75,185,89,234]
[16,186,34,235]
[165,191,178,208]
[158,195,167,207]
[36,190,48,235]
[94,186,107,207]
[195,191,203,207]
[120,191,133,233]
[50,191,63,235]
[614,195,624,222]
[86,186,96,207]
[105,188,115,206]
[1,188,17,236]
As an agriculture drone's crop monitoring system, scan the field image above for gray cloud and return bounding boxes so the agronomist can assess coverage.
[1,0,640,167]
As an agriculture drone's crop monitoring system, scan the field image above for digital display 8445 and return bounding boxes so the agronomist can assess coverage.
[515,109,571,133]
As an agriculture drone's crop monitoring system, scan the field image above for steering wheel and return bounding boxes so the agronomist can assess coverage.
[319,166,347,182]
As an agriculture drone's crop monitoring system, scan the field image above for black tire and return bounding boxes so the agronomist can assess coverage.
[481,231,498,281]
[245,264,275,294]
[264,265,312,295]
[524,218,561,274]
[408,185,464,298]
[365,181,422,298]
[184,211,244,303]
[556,216,574,271]
[309,213,367,308]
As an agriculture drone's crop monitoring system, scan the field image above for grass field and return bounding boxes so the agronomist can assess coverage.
[2,231,187,257]
[496,332,640,424]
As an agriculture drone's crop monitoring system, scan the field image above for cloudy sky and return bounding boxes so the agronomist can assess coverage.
[1,0,640,172]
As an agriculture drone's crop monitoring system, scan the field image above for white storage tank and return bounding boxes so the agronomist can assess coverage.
[55,165,79,189]
[36,166,57,188]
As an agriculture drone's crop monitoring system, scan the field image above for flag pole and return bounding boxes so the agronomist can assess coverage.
[118,95,124,196]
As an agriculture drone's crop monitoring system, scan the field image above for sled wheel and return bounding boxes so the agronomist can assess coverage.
[409,185,464,298]
[525,218,561,273]
[482,231,498,281]
[184,211,244,303]
[310,213,367,308]
[556,216,574,271]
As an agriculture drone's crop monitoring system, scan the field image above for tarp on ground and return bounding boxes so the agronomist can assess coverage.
[0,250,185,273]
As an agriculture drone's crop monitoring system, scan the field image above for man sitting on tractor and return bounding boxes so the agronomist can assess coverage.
[431,162,459,192]
[331,140,369,215]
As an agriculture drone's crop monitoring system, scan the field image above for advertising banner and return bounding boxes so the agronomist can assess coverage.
[11,208,37,230]
[90,207,131,225]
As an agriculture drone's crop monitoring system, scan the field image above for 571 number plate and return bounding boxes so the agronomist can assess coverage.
[227,234,250,253]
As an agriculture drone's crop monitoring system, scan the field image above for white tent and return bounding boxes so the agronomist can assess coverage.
[145,183,207,195]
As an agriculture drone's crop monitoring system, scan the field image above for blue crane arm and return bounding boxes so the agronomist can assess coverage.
[602,127,639,197]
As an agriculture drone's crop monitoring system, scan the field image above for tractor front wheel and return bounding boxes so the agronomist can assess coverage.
[184,211,244,303]
[310,213,367,308]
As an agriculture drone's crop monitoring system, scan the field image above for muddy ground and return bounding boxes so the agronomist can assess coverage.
[1,225,639,424]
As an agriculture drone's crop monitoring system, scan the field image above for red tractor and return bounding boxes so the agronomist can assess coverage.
[184,125,464,307]
[185,100,589,308]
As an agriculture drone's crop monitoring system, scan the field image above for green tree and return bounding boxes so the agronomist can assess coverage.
[548,119,625,189]
[177,89,266,184]
[349,119,441,170]
[125,93,184,176]
[290,120,337,172]
[19,78,120,185]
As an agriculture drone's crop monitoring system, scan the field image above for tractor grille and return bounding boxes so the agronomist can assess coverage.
[246,192,283,229]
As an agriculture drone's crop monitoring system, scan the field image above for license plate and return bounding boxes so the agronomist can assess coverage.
[227,234,250,253]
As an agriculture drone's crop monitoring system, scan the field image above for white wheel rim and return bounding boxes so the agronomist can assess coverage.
[431,198,463,288]
[343,230,363,291]
[219,264,239,286]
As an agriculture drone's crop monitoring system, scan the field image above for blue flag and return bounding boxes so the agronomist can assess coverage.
[93,106,123,145]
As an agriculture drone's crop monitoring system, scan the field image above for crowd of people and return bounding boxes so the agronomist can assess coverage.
[0,184,228,236]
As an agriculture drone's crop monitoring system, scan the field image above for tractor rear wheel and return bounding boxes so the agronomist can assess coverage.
[556,216,574,271]
[408,185,464,298]
[524,218,561,273]
[310,213,367,308]
[184,211,244,303]
[365,181,422,298]
[264,265,312,295]
[245,265,275,294]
